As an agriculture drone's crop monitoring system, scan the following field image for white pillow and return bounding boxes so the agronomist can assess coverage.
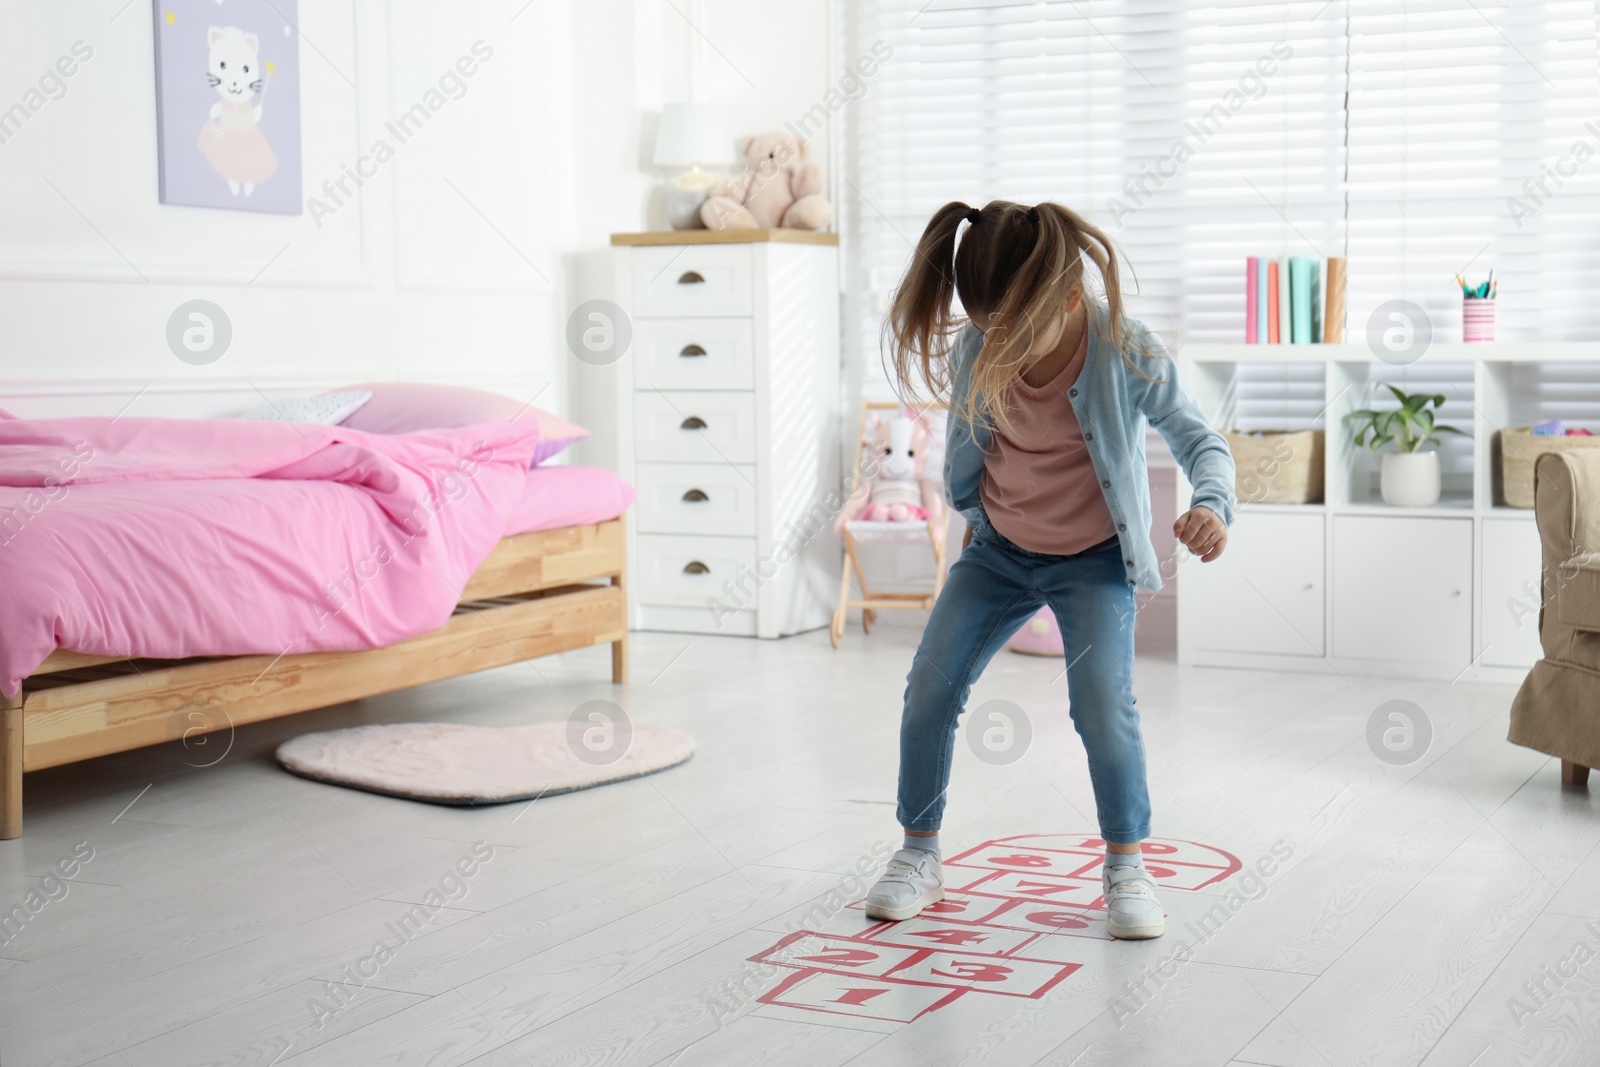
[234,390,373,425]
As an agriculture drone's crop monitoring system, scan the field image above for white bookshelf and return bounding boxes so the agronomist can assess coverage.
[1185,342,1600,363]
[1174,342,1600,682]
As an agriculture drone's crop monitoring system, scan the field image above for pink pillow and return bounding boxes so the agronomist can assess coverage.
[332,383,587,465]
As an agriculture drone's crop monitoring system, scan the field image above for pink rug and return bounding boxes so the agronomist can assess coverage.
[275,721,695,806]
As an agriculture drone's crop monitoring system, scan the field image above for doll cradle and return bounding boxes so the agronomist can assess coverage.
[830,400,951,648]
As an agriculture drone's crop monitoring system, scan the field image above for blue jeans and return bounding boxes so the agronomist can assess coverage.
[896,511,1151,844]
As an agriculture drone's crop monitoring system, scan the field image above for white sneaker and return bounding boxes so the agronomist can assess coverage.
[864,848,943,921]
[1103,863,1165,939]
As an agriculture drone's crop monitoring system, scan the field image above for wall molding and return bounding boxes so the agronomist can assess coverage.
[0,260,374,289]
[392,272,554,296]
[0,375,560,420]
[2,2,375,290]
[0,376,553,398]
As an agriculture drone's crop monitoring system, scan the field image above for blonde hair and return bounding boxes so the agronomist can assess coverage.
[885,199,1161,437]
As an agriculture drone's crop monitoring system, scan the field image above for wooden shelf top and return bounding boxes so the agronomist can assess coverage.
[610,228,839,247]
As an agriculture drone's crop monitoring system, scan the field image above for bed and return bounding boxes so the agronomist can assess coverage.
[0,413,633,840]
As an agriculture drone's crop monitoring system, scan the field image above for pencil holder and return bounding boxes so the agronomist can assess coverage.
[1463,297,1495,342]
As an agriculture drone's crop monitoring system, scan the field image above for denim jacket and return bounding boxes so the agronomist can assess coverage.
[943,303,1236,591]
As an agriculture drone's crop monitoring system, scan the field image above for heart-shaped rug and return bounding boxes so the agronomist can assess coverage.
[276,721,694,806]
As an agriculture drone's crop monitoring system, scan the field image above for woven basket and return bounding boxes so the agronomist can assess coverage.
[1224,429,1325,505]
[1499,427,1600,508]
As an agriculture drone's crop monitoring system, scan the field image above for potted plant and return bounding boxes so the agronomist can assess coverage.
[1345,385,1465,507]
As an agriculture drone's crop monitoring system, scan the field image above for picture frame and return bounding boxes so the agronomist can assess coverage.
[151,0,303,214]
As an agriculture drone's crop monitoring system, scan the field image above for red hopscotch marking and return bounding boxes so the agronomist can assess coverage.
[988,852,1054,867]
[861,916,1038,955]
[982,834,1245,888]
[793,945,880,968]
[902,928,996,947]
[951,869,1105,908]
[756,967,966,1023]
[1017,907,1094,931]
[749,834,1243,1024]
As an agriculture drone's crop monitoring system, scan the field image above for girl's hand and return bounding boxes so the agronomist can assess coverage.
[1174,506,1226,562]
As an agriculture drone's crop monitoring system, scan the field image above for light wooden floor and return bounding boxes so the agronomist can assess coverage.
[1,623,1596,1067]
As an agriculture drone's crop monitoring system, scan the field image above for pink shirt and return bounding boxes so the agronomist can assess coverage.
[979,330,1117,555]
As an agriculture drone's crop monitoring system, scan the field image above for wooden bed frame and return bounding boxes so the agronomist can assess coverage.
[0,516,629,840]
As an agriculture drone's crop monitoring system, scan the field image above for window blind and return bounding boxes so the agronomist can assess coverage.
[843,0,1600,393]
[1234,362,1328,430]
[1506,361,1600,424]
[1345,2,1600,345]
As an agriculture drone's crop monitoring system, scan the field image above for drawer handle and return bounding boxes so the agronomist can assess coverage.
[682,488,709,502]
[677,271,706,285]
[680,416,708,430]
[682,561,711,575]
[679,344,707,357]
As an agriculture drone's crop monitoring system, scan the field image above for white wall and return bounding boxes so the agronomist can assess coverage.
[631,0,836,230]
[0,0,834,422]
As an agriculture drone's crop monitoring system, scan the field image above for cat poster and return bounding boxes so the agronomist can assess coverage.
[152,0,303,214]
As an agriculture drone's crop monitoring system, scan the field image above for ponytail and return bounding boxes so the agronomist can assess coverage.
[884,201,974,413]
[885,199,1161,438]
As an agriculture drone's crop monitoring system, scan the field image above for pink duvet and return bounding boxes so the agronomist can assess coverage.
[0,416,600,699]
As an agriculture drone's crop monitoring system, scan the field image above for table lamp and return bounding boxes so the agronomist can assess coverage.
[655,102,738,230]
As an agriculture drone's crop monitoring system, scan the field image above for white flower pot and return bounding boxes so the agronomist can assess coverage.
[1381,451,1441,507]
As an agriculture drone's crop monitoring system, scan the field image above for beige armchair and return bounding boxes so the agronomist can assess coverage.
[1509,449,1600,785]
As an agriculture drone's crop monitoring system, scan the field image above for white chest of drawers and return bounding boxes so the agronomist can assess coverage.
[573,230,842,638]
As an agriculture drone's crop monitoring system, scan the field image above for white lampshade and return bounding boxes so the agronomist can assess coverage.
[654,102,737,167]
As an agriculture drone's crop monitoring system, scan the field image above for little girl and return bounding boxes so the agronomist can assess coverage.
[864,200,1236,939]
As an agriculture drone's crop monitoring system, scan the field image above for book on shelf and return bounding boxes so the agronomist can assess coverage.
[1290,256,1314,343]
[1244,253,1346,344]
[1324,256,1347,343]
[1246,257,1258,344]
[1248,259,1260,342]
[1266,261,1280,343]
[1310,257,1323,341]
[1277,256,1291,344]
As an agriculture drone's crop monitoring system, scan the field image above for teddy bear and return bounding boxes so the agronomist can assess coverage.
[700,131,831,231]
[836,410,943,530]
